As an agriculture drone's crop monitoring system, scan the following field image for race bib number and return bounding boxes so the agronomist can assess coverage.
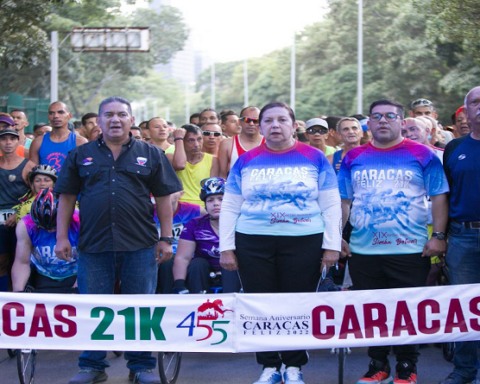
[172,223,184,239]
[0,209,15,225]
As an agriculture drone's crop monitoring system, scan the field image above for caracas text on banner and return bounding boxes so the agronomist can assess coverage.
[0,284,479,352]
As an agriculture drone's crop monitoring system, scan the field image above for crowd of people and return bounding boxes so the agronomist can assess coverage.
[0,86,479,384]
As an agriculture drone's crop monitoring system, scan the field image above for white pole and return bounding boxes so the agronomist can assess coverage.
[211,62,215,109]
[244,58,249,107]
[153,100,158,117]
[50,31,59,103]
[290,32,296,111]
[185,82,190,124]
[357,0,363,114]
[165,107,170,121]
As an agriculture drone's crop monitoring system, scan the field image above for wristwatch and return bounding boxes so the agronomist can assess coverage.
[159,236,175,245]
[431,232,446,240]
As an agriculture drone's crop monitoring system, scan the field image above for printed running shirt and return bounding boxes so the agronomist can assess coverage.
[180,214,220,270]
[337,139,449,255]
[23,210,80,279]
[154,201,202,254]
[226,141,338,236]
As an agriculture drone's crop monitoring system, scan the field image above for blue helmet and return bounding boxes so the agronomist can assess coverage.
[199,177,226,202]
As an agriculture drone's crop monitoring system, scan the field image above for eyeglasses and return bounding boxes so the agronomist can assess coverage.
[202,131,222,137]
[370,112,401,122]
[306,127,329,135]
[240,117,259,124]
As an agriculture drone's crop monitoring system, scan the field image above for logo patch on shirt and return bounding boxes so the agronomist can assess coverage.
[8,174,16,182]
[458,154,466,160]
[82,157,93,166]
[136,157,148,166]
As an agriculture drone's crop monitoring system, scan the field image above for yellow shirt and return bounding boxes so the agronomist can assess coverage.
[176,153,213,207]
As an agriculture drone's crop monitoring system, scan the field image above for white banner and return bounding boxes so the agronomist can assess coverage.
[0,284,479,352]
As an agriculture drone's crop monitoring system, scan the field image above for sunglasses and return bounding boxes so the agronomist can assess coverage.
[240,117,259,124]
[370,112,401,122]
[411,98,433,108]
[306,127,329,135]
[202,131,222,137]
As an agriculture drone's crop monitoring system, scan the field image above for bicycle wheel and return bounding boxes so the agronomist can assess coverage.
[337,348,346,384]
[158,352,182,384]
[17,349,37,384]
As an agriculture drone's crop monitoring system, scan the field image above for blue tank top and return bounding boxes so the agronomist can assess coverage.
[38,132,77,172]
[333,149,343,175]
[23,210,79,279]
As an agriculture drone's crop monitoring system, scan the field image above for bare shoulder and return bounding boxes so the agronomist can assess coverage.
[76,135,89,146]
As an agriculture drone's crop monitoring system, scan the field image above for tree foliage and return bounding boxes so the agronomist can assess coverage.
[1,1,188,117]
[193,0,479,125]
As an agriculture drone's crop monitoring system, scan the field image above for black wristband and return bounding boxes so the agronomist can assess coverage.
[174,138,184,142]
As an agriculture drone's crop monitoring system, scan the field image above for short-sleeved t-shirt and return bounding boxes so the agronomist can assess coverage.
[180,214,220,270]
[337,139,449,255]
[443,134,480,221]
[154,201,202,254]
[226,141,338,236]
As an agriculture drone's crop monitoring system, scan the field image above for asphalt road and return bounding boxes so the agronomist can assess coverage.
[1,344,470,384]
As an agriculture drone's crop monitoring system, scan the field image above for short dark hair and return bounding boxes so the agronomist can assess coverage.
[220,109,238,124]
[131,126,142,134]
[33,122,48,132]
[139,121,148,128]
[181,124,202,136]
[369,99,405,117]
[98,97,132,116]
[81,112,98,126]
[49,101,71,113]
[259,102,295,126]
[200,108,219,120]
[325,116,343,130]
[239,106,260,118]
[189,113,200,120]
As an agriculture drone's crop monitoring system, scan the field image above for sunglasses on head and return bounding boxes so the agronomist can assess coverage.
[306,127,328,135]
[202,131,222,137]
[240,117,259,124]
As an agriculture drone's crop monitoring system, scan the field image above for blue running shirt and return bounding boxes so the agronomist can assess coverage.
[24,210,79,279]
[226,141,338,236]
[337,139,449,255]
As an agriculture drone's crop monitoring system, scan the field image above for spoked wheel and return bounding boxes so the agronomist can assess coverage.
[17,349,37,384]
[337,348,347,384]
[158,352,182,384]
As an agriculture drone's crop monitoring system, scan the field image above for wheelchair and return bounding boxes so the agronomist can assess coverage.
[157,271,227,384]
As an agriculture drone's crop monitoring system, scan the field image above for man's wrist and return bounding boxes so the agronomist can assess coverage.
[159,236,174,245]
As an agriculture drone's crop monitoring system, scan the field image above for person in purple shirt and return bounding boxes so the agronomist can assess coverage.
[172,177,240,293]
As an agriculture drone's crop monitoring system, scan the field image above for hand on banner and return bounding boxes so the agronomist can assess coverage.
[220,250,238,271]
[340,239,352,258]
[56,237,72,261]
[321,250,339,272]
[422,238,446,258]
[156,241,173,264]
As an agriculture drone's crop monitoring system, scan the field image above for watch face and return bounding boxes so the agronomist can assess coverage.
[433,232,445,240]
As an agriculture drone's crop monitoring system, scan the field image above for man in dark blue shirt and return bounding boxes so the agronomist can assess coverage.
[440,86,480,384]
[55,96,182,384]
